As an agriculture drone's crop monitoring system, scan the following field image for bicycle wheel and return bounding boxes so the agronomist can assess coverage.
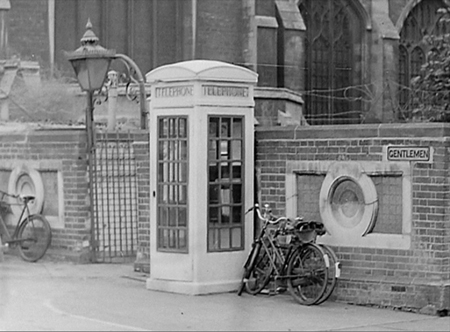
[237,244,257,295]
[237,241,261,295]
[244,242,273,295]
[286,242,329,305]
[17,214,52,262]
[315,244,340,304]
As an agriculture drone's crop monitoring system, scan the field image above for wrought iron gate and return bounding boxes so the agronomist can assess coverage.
[92,131,140,263]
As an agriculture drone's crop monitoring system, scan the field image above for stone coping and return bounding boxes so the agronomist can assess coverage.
[256,122,450,139]
[254,86,304,104]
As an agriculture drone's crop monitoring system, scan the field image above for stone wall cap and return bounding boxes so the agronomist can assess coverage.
[256,122,450,139]
[0,0,10,10]
[146,60,258,84]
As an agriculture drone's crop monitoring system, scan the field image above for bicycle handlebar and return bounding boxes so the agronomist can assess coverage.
[0,190,23,200]
[247,204,289,225]
[247,203,326,237]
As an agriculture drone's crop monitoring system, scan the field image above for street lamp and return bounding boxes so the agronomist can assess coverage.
[65,19,115,261]
[66,19,148,261]
[66,19,148,132]
[66,19,116,152]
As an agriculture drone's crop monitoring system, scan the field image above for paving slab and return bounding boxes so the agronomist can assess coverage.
[0,254,448,331]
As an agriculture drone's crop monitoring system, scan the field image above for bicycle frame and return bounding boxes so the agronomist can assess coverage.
[260,229,292,280]
[0,197,32,245]
[262,227,319,285]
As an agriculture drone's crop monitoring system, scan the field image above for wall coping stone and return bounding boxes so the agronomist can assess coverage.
[255,123,450,139]
[254,87,304,104]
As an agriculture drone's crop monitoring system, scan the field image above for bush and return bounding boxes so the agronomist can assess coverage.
[409,7,450,122]
[8,73,84,124]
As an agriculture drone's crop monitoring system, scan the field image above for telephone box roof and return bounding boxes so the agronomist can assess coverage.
[146,60,258,84]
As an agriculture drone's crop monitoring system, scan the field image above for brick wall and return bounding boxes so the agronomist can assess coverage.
[0,128,89,257]
[134,138,150,261]
[0,127,150,263]
[255,123,450,313]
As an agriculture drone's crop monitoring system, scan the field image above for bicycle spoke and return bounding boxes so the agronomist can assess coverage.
[286,243,328,305]
[244,245,273,295]
[18,215,52,262]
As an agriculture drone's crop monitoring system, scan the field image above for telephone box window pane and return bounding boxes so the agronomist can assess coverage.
[232,207,242,224]
[209,229,219,250]
[158,163,164,182]
[232,184,242,204]
[233,118,242,138]
[168,207,177,226]
[158,141,166,160]
[159,207,168,226]
[159,119,168,138]
[209,207,219,223]
[179,118,187,138]
[220,228,230,249]
[157,116,188,252]
[231,140,241,159]
[209,118,219,137]
[209,184,219,204]
[220,162,230,179]
[169,229,176,248]
[232,162,241,179]
[221,206,230,224]
[221,185,230,204]
[179,230,187,248]
[179,163,187,182]
[180,141,187,160]
[208,116,244,252]
[221,118,231,137]
[209,164,219,182]
[179,185,187,204]
[209,141,218,160]
[220,141,229,159]
[231,228,241,247]
[178,208,187,227]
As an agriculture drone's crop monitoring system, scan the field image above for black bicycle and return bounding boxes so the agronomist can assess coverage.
[237,203,332,305]
[0,190,52,262]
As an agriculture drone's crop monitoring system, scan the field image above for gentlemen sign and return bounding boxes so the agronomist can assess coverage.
[385,146,432,162]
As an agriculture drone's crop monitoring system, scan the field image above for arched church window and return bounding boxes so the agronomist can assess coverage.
[398,0,447,109]
[299,0,364,125]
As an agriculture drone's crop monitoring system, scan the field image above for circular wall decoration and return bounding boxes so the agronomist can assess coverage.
[319,162,378,240]
[8,164,45,217]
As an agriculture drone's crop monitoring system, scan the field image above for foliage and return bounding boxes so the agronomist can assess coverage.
[8,69,83,124]
[408,7,450,122]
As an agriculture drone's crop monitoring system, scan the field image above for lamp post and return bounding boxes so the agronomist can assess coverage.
[66,20,148,261]
[66,20,115,261]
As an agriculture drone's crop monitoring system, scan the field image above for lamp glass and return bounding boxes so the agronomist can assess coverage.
[70,57,112,92]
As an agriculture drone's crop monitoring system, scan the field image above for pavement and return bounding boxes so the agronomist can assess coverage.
[0,253,449,331]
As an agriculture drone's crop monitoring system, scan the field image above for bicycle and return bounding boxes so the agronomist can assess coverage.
[0,190,52,262]
[237,203,331,305]
[315,242,340,304]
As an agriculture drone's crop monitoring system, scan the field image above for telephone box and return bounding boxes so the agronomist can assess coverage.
[145,60,257,295]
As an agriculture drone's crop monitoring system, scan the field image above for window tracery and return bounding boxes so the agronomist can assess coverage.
[398,0,447,108]
[299,0,364,125]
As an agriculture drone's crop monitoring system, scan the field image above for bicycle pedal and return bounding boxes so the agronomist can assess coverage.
[276,287,287,293]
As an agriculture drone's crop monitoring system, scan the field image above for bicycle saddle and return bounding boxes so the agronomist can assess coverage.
[20,195,35,203]
[293,220,326,236]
